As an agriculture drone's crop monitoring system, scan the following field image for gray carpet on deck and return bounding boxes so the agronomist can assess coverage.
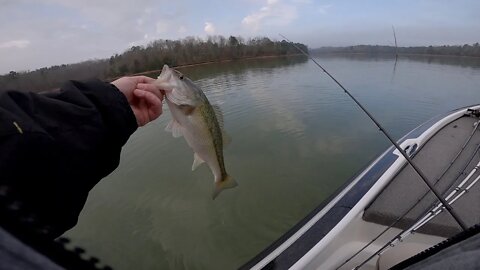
[364,116,480,237]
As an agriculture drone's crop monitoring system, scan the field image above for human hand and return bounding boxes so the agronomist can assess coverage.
[112,76,164,127]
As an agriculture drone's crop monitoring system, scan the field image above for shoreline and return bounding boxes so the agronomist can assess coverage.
[129,54,304,77]
[312,52,480,59]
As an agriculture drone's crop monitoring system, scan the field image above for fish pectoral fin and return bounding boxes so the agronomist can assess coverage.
[192,153,205,171]
[165,119,183,138]
[212,174,237,200]
[179,104,195,115]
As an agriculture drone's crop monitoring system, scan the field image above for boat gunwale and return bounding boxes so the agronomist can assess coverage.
[241,104,480,270]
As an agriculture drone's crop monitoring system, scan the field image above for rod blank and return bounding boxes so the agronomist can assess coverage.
[279,34,467,231]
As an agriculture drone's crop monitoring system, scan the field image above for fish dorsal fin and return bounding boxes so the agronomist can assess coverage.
[165,119,183,138]
[192,153,205,171]
[212,104,224,128]
[222,132,231,146]
[212,104,231,146]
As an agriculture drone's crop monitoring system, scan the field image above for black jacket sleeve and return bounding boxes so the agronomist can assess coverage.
[0,79,137,238]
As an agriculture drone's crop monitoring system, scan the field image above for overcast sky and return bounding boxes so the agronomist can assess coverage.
[1,0,479,74]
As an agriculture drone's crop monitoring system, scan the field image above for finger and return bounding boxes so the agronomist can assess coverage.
[133,88,146,98]
[134,89,162,118]
[137,83,163,98]
[134,76,155,84]
[145,92,163,119]
[138,99,148,127]
[143,91,162,108]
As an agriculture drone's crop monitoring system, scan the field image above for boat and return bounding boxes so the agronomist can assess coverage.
[241,105,480,270]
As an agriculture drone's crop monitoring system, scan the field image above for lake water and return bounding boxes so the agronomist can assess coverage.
[65,54,480,269]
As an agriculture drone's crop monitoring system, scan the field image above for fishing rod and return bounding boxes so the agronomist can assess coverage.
[351,142,480,269]
[336,118,480,269]
[280,34,468,231]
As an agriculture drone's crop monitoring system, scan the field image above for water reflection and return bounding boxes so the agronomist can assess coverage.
[66,55,480,270]
[313,53,480,69]
[175,56,308,80]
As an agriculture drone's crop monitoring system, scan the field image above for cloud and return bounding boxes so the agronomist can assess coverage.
[242,0,297,32]
[0,40,30,49]
[144,7,153,14]
[204,22,216,35]
[156,21,170,34]
[291,0,312,3]
[317,4,332,14]
[1,0,479,74]
[178,26,187,34]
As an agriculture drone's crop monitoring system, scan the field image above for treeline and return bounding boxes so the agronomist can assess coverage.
[0,36,307,92]
[312,43,480,57]
[107,36,306,77]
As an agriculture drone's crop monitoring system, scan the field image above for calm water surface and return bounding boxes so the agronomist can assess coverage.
[66,55,480,269]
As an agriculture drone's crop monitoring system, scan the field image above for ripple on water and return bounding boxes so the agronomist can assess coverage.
[66,56,480,270]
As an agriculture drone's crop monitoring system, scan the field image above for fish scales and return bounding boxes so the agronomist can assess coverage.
[199,103,227,179]
[154,65,237,199]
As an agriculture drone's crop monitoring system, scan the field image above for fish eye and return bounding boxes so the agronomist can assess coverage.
[173,69,184,80]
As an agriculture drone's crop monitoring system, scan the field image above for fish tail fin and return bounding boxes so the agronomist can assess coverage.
[212,175,237,200]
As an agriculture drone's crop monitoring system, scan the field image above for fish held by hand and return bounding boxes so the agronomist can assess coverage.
[154,65,237,199]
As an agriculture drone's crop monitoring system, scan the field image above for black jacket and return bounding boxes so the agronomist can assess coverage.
[0,79,137,238]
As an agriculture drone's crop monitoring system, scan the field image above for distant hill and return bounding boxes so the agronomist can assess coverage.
[311,43,480,57]
[0,36,307,92]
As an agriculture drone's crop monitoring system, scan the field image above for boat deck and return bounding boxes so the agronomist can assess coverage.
[364,115,480,237]
[242,108,480,270]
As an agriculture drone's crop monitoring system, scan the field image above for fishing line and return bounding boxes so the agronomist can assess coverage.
[336,119,480,269]
[280,34,468,230]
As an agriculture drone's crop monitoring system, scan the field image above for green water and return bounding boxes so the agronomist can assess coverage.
[65,55,480,269]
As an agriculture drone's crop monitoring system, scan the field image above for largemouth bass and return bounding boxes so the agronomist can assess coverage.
[154,65,237,199]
